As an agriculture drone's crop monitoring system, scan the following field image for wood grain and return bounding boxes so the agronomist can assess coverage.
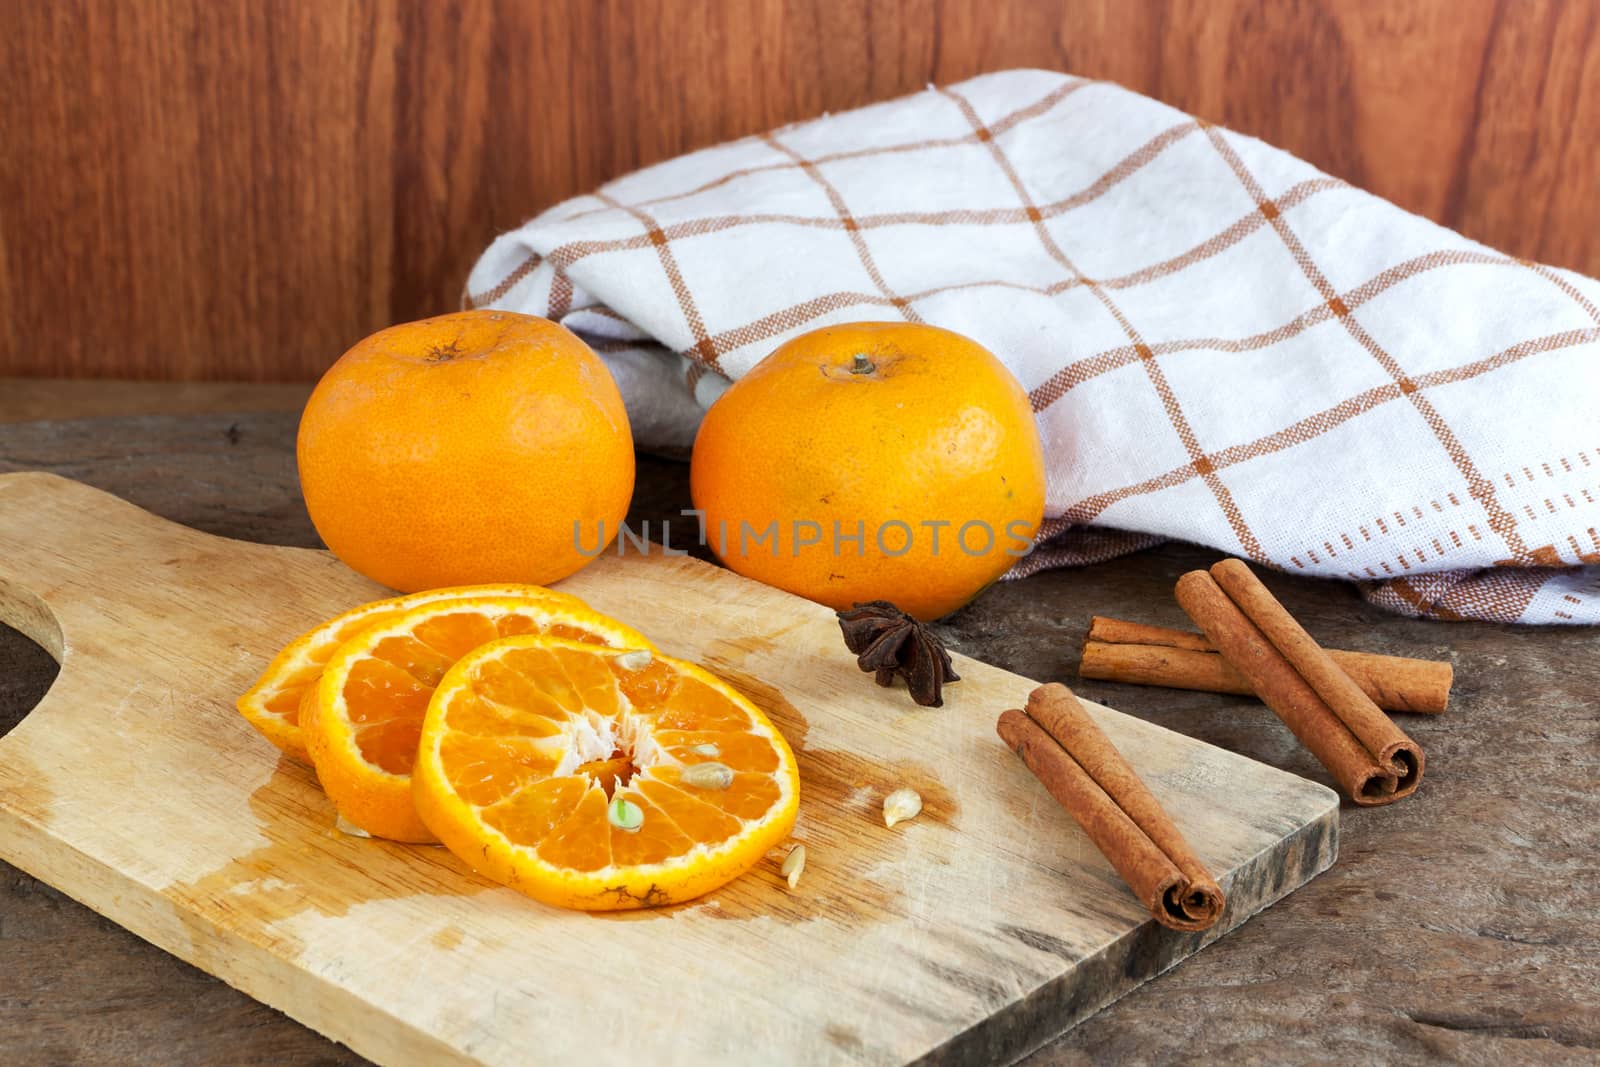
[2,0,1597,380]
[0,472,1337,1065]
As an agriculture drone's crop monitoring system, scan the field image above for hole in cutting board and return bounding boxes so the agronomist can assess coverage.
[0,581,63,739]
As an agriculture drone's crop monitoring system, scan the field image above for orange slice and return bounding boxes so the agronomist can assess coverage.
[413,636,800,911]
[237,584,585,762]
[307,598,653,843]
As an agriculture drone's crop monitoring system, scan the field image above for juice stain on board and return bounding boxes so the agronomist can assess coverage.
[163,755,492,964]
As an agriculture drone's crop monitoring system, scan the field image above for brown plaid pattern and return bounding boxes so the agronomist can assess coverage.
[466,70,1600,624]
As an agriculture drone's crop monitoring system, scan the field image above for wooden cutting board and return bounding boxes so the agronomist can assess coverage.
[0,473,1339,1065]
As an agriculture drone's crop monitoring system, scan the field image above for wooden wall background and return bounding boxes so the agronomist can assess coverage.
[2,0,1597,381]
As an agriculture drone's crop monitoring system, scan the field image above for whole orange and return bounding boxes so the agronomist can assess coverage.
[690,322,1046,620]
[297,310,634,592]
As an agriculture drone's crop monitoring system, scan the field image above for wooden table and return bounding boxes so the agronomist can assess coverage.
[2,381,1596,1065]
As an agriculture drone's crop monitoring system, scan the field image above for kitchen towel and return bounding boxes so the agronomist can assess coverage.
[466,69,1600,624]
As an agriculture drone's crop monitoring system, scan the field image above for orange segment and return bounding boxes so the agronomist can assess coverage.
[307,598,653,843]
[236,583,586,761]
[651,730,781,772]
[481,778,589,841]
[413,637,801,911]
[535,787,615,872]
[633,777,745,841]
[605,793,697,867]
[652,767,784,821]
[645,676,757,732]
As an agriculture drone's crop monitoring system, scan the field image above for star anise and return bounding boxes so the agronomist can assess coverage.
[835,601,960,708]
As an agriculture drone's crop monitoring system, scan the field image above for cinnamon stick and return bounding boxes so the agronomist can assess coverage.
[1081,616,1452,713]
[1175,559,1424,805]
[1087,616,1216,652]
[997,682,1224,931]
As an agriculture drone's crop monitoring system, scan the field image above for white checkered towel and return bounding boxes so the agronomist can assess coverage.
[467,69,1600,625]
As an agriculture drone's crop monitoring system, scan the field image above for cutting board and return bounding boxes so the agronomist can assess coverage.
[0,473,1339,1065]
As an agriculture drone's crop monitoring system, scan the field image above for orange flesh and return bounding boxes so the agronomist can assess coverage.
[242,588,585,733]
[436,644,788,867]
[262,611,422,730]
[342,611,618,776]
[262,666,323,718]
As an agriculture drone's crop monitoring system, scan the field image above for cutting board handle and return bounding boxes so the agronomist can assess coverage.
[0,471,381,672]
[0,471,122,560]
[0,474,96,658]
[0,473,154,583]
[0,472,286,660]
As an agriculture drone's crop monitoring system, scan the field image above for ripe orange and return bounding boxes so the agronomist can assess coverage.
[304,597,653,842]
[690,322,1046,620]
[297,310,635,592]
[236,583,585,762]
[413,637,800,911]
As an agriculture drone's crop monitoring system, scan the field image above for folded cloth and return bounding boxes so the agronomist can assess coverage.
[466,69,1600,624]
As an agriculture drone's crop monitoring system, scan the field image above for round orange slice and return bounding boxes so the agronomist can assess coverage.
[412,636,801,911]
[307,598,653,843]
[236,583,585,762]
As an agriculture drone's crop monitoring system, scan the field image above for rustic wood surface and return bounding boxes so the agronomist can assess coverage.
[4,0,1599,380]
[1,396,1597,1065]
[0,380,313,425]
